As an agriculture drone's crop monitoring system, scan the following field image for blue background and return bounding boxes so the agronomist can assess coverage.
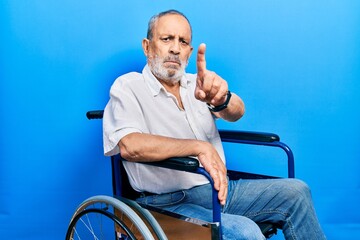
[1,1,359,239]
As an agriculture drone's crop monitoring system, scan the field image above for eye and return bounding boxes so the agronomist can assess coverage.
[180,39,189,46]
[161,37,171,42]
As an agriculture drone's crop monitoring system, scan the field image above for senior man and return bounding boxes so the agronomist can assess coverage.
[103,9,326,240]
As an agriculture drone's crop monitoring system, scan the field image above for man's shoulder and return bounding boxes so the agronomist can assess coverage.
[118,71,143,82]
[110,71,143,93]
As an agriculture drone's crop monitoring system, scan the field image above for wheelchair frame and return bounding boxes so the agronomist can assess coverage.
[65,110,295,240]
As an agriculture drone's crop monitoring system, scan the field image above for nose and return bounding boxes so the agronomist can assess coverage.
[169,40,180,55]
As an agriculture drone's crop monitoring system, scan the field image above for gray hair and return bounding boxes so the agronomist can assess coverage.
[146,9,192,41]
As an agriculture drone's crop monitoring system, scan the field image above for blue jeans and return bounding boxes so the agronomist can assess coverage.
[137,178,326,240]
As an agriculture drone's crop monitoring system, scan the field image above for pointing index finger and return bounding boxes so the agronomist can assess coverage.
[197,43,207,77]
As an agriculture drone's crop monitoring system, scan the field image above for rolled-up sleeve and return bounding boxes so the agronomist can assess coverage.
[103,74,145,156]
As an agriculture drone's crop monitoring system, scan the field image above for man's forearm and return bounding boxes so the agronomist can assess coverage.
[118,132,203,162]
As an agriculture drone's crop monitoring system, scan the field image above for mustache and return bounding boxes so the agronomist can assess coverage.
[163,56,181,65]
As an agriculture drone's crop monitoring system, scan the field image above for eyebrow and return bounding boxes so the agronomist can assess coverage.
[159,34,190,41]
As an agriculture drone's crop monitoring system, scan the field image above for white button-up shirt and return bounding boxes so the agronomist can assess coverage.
[103,65,225,194]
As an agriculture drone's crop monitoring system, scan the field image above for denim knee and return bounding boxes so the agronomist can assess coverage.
[284,179,312,203]
[222,215,265,240]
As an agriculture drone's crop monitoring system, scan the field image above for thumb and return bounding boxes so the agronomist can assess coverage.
[195,85,206,101]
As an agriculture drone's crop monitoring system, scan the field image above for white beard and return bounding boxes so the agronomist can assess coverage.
[149,55,187,84]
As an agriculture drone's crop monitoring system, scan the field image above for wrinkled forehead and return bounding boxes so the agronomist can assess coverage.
[153,14,192,40]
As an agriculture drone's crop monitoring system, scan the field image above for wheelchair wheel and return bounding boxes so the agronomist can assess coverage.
[119,197,168,240]
[65,195,155,240]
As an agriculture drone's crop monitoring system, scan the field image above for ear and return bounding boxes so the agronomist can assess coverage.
[142,38,150,57]
[189,45,194,57]
[187,45,194,61]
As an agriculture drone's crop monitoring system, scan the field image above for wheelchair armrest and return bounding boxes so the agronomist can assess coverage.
[86,110,104,119]
[219,129,280,143]
[219,129,295,178]
[144,157,199,172]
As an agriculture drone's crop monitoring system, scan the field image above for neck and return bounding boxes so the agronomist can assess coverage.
[158,78,184,110]
[158,78,180,93]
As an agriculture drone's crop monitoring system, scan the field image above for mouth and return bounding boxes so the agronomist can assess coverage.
[163,56,181,67]
[164,60,181,66]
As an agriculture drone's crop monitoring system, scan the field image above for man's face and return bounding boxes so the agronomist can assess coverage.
[143,14,193,84]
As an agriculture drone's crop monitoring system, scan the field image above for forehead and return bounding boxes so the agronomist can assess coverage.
[153,14,192,39]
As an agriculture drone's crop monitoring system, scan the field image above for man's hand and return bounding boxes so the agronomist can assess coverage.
[195,43,229,107]
[197,142,228,206]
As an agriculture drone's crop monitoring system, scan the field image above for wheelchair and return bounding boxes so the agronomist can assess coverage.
[65,110,295,240]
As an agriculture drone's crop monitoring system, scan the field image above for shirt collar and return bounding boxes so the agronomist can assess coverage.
[143,64,189,96]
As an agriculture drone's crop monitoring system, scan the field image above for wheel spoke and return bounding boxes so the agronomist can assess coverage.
[65,196,155,240]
